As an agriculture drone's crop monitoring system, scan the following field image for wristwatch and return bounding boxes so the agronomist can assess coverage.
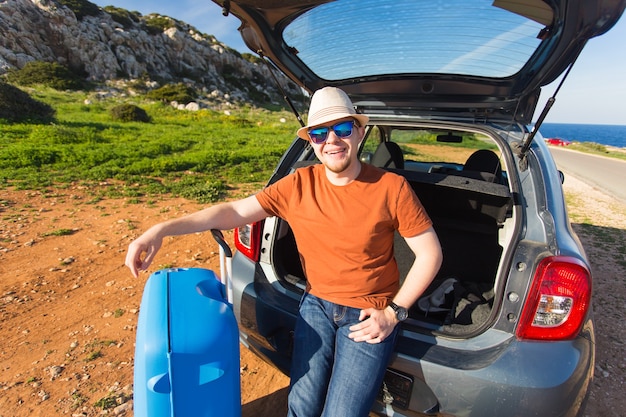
[389,301,409,322]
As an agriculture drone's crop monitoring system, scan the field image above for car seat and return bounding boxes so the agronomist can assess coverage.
[371,141,404,169]
[460,149,502,182]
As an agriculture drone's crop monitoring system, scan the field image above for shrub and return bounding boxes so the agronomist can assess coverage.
[6,146,61,168]
[4,61,88,91]
[242,53,263,65]
[173,178,227,204]
[146,83,197,104]
[103,6,140,29]
[57,0,101,20]
[109,104,151,122]
[144,15,175,35]
[28,124,103,144]
[0,82,55,123]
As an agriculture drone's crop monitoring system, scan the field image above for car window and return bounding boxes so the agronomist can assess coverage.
[283,0,546,80]
[360,125,504,181]
[390,128,497,164]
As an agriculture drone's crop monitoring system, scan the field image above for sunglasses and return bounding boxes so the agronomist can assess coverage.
[307,120,357,144]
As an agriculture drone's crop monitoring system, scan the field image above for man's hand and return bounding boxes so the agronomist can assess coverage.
[125,229,163,278]
[348,306,398,344]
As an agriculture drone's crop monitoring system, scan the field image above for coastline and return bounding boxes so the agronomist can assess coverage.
[541,122,626,149]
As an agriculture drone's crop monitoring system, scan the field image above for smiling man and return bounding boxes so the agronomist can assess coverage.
[126,87,442,417]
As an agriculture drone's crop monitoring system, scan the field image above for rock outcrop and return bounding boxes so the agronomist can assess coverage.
[0,0,301,103]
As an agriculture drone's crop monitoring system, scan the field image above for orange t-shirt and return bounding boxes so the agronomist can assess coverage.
[255,163,432,309]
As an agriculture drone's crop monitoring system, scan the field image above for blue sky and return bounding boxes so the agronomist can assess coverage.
[92,1,625,125]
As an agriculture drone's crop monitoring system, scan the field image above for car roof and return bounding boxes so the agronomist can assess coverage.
[214,0,625,124]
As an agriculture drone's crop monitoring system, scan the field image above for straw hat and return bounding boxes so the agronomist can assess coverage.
[296,87,369,140]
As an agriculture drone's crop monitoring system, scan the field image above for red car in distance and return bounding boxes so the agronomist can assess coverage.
[545,137,572,146]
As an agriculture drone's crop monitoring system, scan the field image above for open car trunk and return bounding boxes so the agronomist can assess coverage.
[268,124,516,337]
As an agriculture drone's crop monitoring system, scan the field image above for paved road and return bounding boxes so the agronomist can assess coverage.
[548,146,626,204]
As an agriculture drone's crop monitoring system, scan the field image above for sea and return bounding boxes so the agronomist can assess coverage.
[539,123,626,149]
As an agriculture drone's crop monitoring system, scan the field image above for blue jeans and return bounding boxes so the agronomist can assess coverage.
[287,293,398,417]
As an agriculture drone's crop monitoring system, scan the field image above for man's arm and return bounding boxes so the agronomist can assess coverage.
[349,227,442,343]
[389,227,443,312]
[125,195,268,277]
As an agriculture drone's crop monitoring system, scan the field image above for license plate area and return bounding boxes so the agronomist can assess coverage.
[380,368,414,409]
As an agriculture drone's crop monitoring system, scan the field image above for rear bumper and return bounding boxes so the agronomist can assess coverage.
[381,323,594,416]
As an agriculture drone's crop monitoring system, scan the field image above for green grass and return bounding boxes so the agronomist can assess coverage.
[3,87,624,203]
[569,141,626,161]
[84,350,103,362]
[93,394,118,410]
[0,88,300,202]
[41,228,76,237]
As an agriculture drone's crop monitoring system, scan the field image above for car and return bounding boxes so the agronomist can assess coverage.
[210,1,625,416]
[546,137,572,146]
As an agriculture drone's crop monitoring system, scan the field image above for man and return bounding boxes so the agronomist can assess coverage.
[125,87,442,417]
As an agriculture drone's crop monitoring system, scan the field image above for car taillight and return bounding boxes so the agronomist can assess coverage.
[234,222,263,262]
[516,256,591,341]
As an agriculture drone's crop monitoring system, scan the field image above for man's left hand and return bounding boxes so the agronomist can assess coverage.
[348,307,398,344]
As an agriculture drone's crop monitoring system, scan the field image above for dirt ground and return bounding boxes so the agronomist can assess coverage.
[1,166,624,416]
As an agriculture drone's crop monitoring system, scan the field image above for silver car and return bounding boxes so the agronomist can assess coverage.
[210,0,625,415]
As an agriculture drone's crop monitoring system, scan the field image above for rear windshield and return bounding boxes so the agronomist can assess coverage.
[283,0,548,80]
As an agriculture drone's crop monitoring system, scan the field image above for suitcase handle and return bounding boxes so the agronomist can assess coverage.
[210,229,233,304]
[210,229,233,258]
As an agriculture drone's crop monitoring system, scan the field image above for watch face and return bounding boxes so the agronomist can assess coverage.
[391,302,409,321]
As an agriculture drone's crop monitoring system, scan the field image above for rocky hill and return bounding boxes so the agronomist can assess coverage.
[0,0,302,104]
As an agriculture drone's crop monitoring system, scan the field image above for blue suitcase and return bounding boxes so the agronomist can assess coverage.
[134,230,241,416]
